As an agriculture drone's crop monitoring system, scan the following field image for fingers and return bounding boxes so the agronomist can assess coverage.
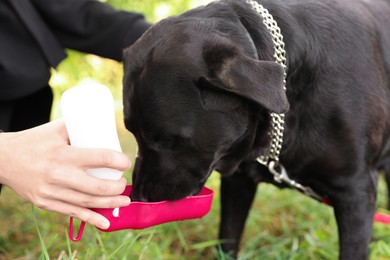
[42,119,132,171]
[31,181,132,230]
[33,181,130,208]
[51,170,128,196]
[46,184,131,209]
[40,199,112,229]
[3,119,134,230]
[66,146,131,171]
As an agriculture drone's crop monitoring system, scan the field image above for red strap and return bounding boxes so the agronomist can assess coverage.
[322,198,390,225]
[69,217,86,242]
[374,213,390,224]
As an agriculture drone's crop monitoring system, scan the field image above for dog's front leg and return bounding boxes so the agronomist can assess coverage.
[219,162,261,258]
[331,173,377,260]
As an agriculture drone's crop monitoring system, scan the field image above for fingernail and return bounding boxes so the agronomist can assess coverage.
[99,219,110,230]
[119,154,132,169]
[120,196,131,206]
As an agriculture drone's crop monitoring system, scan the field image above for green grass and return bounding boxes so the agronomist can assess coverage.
[2,168,390,259]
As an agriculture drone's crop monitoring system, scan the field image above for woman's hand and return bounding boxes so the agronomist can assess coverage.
[0,119,132,229]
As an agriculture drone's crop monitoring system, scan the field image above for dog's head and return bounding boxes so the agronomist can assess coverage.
[123,3,288,202]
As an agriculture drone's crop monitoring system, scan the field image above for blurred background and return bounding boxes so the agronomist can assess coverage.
[49,0,214,164]
[1,0,390,259]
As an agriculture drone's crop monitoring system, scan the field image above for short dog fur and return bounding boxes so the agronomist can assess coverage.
[122,0,390,259]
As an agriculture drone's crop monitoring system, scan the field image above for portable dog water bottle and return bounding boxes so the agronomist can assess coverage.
[68,185,214,241]
[61,82,214,242]
[60,81,123,180]
[61,81,123,241]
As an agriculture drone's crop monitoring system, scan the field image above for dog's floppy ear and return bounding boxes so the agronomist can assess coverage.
[203,40,289,114]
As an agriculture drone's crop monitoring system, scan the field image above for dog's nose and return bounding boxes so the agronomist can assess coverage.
[130,186,149,202]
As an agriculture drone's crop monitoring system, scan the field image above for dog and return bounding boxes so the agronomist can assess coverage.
[122,0,390,259]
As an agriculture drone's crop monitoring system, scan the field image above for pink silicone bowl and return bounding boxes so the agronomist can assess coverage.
[69,185,214,242]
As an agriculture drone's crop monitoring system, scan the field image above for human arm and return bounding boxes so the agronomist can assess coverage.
[0,119,131,229]
[31,0,151,61]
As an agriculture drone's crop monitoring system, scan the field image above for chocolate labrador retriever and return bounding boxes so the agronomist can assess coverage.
[122,0,390,259]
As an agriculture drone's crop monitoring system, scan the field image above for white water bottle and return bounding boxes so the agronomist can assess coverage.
[60,81,123,180]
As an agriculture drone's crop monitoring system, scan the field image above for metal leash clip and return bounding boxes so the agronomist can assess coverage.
[267,160,323,201]
[267,160,288,184]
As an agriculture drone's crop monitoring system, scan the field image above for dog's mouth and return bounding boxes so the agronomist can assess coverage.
[130,157,206,202]
[130,183,204,202]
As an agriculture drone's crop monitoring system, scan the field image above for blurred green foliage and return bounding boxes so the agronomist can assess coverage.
[106,0,194,21]
[50,0,212,119]
[49,0,213,177]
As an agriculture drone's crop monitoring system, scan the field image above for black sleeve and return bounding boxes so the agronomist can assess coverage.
[31,0,151,61]
[0,130,2,193]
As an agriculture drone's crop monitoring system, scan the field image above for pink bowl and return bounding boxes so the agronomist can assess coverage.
[69,185,214,242]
